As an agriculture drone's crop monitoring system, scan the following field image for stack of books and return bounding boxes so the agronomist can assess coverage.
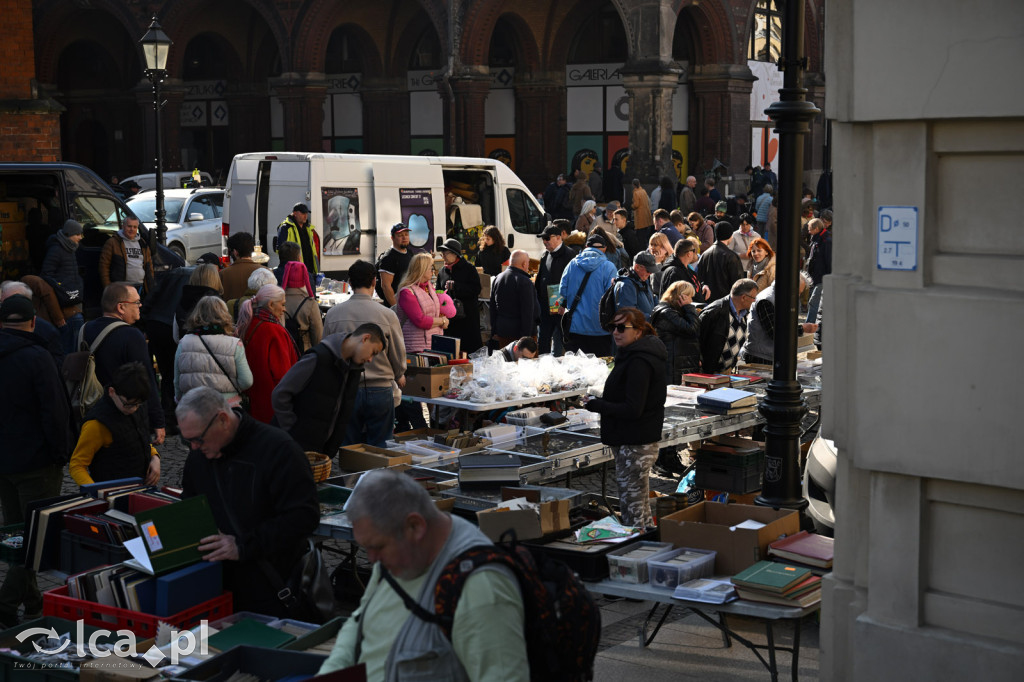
[768,530,834,570]
[696,387,758,415]
[730,560,822,607]
[682,373,731,389]
[457,453,522,489]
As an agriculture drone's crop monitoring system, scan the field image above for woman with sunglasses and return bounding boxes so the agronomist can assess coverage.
[583,307,667,528]
[70,361,160,486]
[237,284,298,423]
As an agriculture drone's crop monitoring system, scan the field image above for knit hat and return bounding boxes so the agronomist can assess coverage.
[715,201,729,214]
[282,260,314,298]
[0,295,35,323]
[715,221,735,241]
[62,219,83,237]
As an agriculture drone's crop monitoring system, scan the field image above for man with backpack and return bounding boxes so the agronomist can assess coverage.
[79,283,165,444]
[318,468,529,680]
[558,233,618,356]
[608,252,659,321]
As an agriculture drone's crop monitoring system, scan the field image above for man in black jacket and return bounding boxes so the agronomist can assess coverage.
[535,224,574,355]
[0,295,71,626]
[178,386,320,618]
[272,325,386,457]
[698,279,758,374]
[489,250,539,348]
[82,283,165,443]
[697,222,746,302]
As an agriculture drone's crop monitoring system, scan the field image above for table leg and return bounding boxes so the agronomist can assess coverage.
[719,612,731,647]
[765,621,779,682]
[639,602,674,647]
[791,616,801,682]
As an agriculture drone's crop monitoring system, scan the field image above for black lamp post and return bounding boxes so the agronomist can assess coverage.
[139,16,172,246]
[756,0,819,510]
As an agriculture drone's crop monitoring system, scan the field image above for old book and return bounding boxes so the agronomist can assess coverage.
[123,495,219,575]
[735,583,822,608]
[731,560,811,594]
[683,373,731,387]
[768,530,834,568]
[697,387,758,409]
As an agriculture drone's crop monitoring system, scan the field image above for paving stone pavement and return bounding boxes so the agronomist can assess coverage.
[1,436,818,680]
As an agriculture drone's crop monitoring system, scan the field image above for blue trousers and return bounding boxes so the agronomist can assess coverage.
[342,386,396,447]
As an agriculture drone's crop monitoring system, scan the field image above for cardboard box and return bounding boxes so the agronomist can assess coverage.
[403,365,452,398]
[477,267,491,298]
[658,501,800,576]
[0,202,23,223]
[476,488,571,542]
[336,444,412,472]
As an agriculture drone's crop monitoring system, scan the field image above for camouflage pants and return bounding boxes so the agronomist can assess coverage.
[614,443,659,528]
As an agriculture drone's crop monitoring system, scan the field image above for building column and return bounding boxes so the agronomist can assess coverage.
[439,70,489,158]
[514,78,565,192]
[621,67,681,186]
[804,72,828,179]
[360,78,410,155]
[226,91,271,160]
[689,64,756,177]
[274,77,328,152]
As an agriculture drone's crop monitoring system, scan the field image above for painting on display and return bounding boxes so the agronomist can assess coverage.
[567,135,604,178]
[321,187,361,255]
[400,188,434,251]
[486,138,515,170]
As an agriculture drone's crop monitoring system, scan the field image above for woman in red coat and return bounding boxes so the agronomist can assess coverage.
[236,284,298,423]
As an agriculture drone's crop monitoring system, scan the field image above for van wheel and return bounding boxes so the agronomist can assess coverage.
[169,243,186,261]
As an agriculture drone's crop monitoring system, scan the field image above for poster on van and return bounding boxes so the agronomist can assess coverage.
[322,187,361,255]
[400,188,434,251]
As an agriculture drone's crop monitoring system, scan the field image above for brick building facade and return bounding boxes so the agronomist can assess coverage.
[15,0,825,193]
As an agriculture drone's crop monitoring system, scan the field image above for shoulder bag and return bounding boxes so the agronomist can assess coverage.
[559,270,593,340]
[196,334,250,412]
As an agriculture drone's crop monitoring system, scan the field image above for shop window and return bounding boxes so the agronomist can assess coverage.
[749,0,783,63]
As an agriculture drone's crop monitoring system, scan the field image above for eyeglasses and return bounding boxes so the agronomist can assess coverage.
[541,235,553,241]
[180,412,219,448]
[119,300,142,307]
[114,394,143,409]
[609,323,635,333]
[742,293,757,301]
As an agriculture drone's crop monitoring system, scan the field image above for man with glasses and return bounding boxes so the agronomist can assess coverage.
[80,283,165,443]
[698,278,759,374]
[534,224,574,355]
[177,386,319,617]
[69,362,160,486]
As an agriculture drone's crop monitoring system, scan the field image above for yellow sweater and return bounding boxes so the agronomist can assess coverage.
[69,420,158,486]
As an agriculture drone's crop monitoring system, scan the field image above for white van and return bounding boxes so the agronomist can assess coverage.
[222,152,548,273]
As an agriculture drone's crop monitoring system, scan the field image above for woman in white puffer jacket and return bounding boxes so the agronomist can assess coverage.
[173,296,253,407]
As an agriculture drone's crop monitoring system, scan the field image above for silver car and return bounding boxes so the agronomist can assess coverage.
[127,188,225,263]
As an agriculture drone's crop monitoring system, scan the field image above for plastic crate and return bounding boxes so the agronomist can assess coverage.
[58,530,130,575]
[176,645,327,680]
[0,522,25,563]
[606,541,676,584]
[283,616,346,652]
[694,461,763,494]
[647,547,716,589]
[42,585,232,638]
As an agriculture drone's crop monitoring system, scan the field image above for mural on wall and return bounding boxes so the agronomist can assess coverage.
[749,60,783,169]
[400,188,434,251]
[485,139,515,169]
[322,187,362,255]
[411,138,442,156]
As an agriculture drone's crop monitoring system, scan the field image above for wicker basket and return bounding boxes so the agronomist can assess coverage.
[306,451,332,483]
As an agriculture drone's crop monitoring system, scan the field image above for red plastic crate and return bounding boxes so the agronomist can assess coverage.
[43,585,232,638]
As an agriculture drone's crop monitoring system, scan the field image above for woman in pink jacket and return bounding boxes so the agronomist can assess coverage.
[396,252,455,352]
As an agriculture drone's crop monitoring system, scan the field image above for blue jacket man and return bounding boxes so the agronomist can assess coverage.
[613,252,660,320]
[558,234,618,355]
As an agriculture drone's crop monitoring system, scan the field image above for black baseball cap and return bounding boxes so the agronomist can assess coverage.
[293,203,310,214]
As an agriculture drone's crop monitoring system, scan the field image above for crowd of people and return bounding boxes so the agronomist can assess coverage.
[0,172,832,678]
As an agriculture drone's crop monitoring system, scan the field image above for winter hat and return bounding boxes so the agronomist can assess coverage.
[0,295,35,323]
[62,219,83,237]
[715,201,729,214]
[283,260,314,298]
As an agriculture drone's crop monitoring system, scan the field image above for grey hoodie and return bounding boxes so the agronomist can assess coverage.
[119,229,145,284]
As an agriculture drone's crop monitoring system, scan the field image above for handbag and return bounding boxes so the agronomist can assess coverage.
[196,334,250,412]
[560,270,592,339]
[449,297,466,320]
[42,275,82,307]
[211,465,335,623]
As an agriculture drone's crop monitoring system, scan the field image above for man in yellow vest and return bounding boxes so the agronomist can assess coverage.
[276,203,320,290]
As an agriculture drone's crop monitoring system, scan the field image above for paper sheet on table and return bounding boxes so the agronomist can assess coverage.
[730,519,766,531]
[123,536,154,573]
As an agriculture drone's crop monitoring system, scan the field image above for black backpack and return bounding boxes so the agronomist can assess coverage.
[382,533,602,682]
[598,276,640,330]
[373,250,389,301]
[283,297,311,352]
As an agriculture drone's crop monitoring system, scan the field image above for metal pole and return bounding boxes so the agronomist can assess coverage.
[152,70,167,246]
[756,0,819,510]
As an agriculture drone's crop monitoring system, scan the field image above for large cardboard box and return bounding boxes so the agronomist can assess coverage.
[659,501,800,576]
[477,267,491,298]
[403,365,452,397]
[476,487,571,542]
[336,444,412,472]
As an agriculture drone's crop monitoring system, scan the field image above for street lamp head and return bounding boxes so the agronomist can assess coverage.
[139,15,172,73]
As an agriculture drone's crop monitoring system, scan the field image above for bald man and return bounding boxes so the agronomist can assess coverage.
[488,249,540,348]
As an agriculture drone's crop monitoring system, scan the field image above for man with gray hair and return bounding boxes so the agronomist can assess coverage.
[488,249,539,348]
[318,469,527,679]
[698,278,759,373]
[678,175,698,214]
[741,272,818,365]
[177,386,319,618]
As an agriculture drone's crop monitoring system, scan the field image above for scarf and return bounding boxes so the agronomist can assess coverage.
[751,256,769,277]
[57,231,79,252]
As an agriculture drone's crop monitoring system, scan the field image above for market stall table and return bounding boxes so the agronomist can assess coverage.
[587,578,818,682]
